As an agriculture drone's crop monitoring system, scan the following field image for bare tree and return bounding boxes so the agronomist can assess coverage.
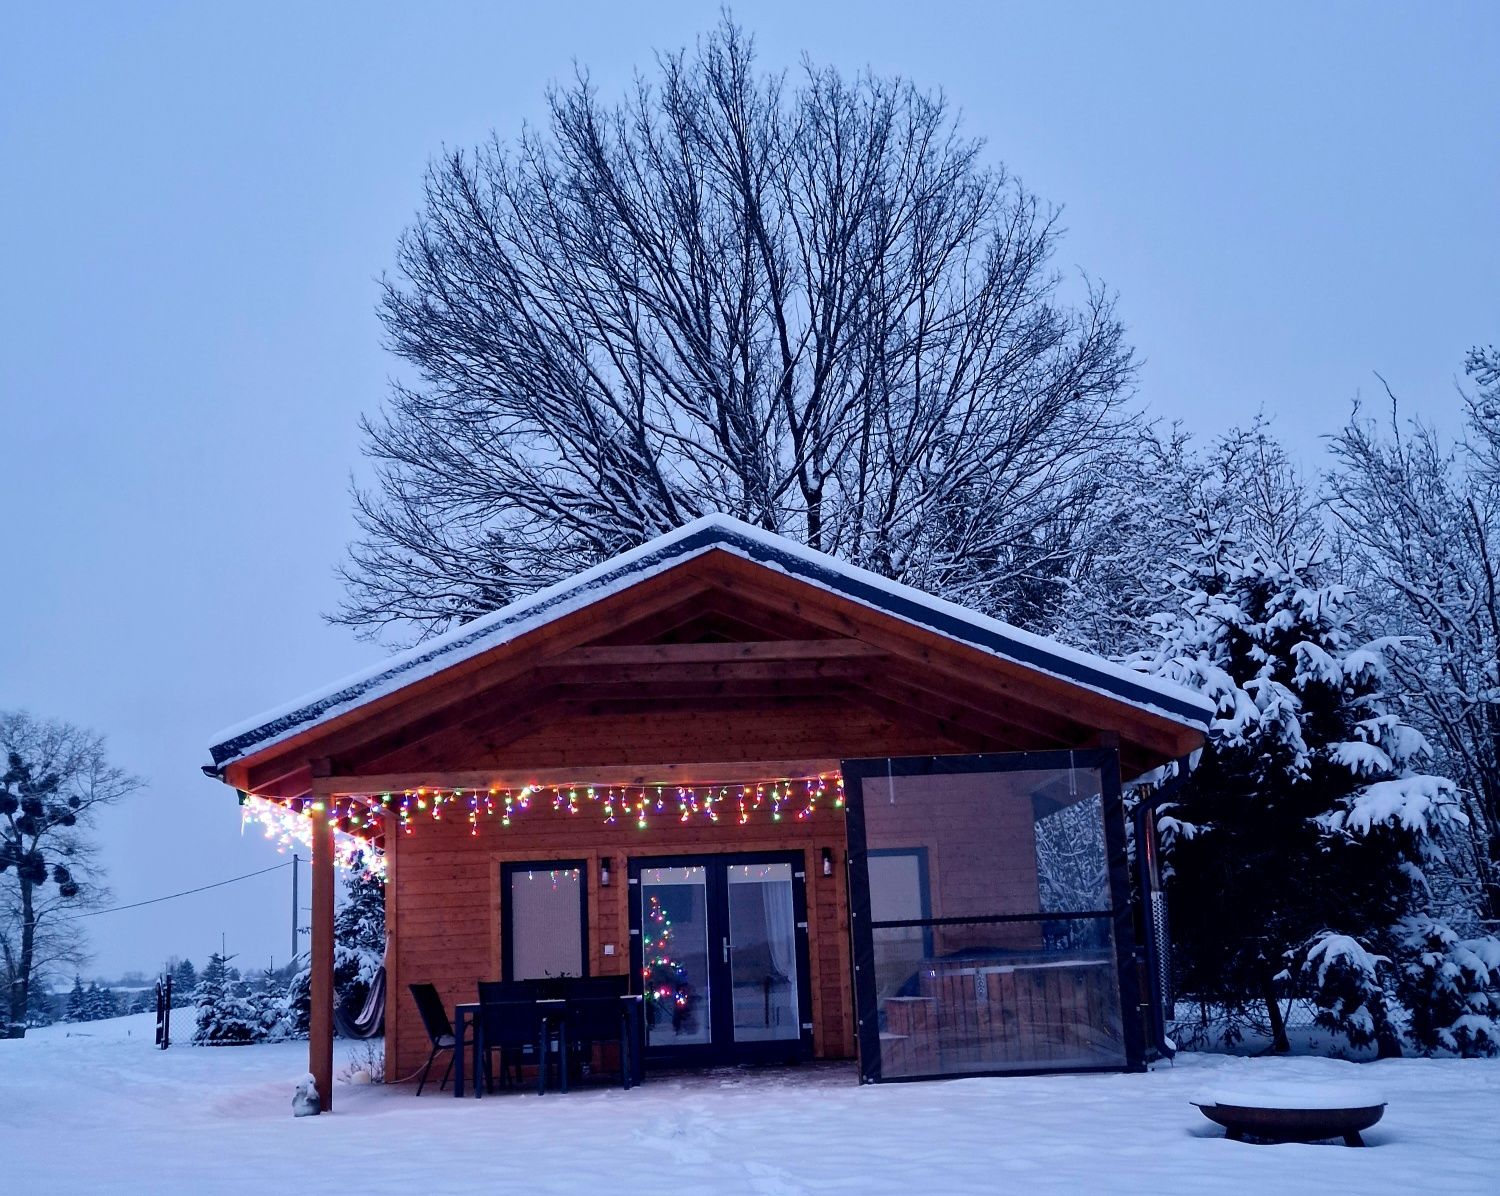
[1057,417,1320,660]
[1,711,140,1037]
[1327,358,1500,920]
[337,19,1137,639]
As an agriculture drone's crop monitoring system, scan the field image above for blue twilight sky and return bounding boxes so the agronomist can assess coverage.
[2,2,1496,980]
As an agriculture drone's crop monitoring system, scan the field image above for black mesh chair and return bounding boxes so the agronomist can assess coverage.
[564,975,634,1090]
[408,983,455,1096]
[476,981,551,1095]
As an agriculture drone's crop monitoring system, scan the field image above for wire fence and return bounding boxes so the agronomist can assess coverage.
[1168,996,1323,1052]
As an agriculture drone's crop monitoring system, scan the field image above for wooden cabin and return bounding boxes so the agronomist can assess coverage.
[204,515,1209,1105]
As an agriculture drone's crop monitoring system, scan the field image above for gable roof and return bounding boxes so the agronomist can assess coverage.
[206,514,1212,772]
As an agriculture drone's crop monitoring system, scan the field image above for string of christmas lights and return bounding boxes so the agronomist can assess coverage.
[239,795,387,879]
[377,773,844,838]
[239,772,843,871]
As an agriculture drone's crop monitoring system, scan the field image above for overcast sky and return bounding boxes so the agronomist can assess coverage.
[3,1,1495,981]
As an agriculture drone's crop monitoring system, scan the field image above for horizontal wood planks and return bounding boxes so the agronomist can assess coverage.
[891,959,1122,1075]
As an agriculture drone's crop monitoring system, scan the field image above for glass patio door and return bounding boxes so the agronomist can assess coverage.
[726,862,801,1045]
[631,853,812,1065]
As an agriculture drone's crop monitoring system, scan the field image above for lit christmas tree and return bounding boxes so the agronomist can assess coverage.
[642,894,693,1030]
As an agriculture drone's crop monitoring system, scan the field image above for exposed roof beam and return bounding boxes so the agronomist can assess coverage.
[536,657,876,686]
[545,640,886,665]
[311,758,844,796]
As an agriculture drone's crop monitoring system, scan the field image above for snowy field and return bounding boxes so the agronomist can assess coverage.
[3,1012,1498,1195]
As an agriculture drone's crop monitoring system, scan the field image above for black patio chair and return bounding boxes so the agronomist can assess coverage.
[477,979,539,1003]
[408,983,455,1096]
[564,975,633,1090]
[532,975,571,1001]
[476,981,552,1095]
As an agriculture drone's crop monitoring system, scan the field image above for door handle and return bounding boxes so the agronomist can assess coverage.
[722,936,731,964]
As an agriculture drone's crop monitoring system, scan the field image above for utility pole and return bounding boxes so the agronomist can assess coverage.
[291,852,300,962]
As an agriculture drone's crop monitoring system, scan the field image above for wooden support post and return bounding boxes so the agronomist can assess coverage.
[310,811,335,1111]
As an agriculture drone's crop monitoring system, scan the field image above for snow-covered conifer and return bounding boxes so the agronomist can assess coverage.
[191,952,261,1045]
[1141,486,1458,1053]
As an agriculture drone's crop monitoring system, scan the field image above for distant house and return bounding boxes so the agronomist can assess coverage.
[204,515,1208,1106]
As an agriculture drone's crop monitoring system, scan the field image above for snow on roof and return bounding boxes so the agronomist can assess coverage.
[207,514,1213,771]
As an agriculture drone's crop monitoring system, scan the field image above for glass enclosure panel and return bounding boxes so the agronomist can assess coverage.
[873,917,1125,1077]
[859,767,1108,921]
[640,866,711,1047]
[849,755,1130,1079]
[508,866,584,980]
[726,862,799,1042]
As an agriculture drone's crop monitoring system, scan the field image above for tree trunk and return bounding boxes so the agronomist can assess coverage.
[805,491,823,554]
[1374,991,1404,1059]
[6,878,35,1039]
[1259,967,1290,1053]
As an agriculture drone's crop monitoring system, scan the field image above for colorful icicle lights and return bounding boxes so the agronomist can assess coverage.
[239,772,843,869]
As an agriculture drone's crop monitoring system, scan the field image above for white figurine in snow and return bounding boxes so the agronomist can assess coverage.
[292,1073,321,1117]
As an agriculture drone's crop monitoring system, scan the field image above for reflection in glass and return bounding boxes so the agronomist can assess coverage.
[640,866,711,1047]
[727,863,799,1042]
[508,866,583,980]
[1034,792,1109,914]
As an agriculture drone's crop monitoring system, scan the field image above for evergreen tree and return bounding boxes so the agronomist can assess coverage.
[25,986,57,1027]
[170,957,197,1007]
[286,854,385,1036]
[333,854,385,1014]
[82,981,120,1021]
[191,951,261,1045]
[64,974,85,1022]
[247,966,293,1041]
[1143,507,1458,1054]
[1392,915,1500,1056]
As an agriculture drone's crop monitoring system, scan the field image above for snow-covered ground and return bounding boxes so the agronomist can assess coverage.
[4,1011,1498,1194]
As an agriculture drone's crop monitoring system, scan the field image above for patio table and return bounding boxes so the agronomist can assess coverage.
[453,994,644,1097]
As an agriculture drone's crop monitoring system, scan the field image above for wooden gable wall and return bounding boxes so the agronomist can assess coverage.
[225,549,1200,801]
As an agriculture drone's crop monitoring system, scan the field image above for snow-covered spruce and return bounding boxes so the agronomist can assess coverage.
[1393,915,1500,1056]
[1135,499,1497,1055]
[191,952,262,1045]
[284,851,385,1037]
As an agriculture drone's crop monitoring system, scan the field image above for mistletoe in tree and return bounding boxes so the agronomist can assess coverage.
[0,712,139,1038]
[642,895,693,1028]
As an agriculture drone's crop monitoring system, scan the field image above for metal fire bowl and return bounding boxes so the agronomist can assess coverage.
[1193,1100,1387,1147]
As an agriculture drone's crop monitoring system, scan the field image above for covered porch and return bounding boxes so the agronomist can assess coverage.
[203,515,1209,1107]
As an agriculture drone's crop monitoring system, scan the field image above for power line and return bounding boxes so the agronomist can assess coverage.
[61,860,291,920]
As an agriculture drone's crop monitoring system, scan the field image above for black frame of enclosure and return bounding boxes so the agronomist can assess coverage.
[841,749,1144,1083]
